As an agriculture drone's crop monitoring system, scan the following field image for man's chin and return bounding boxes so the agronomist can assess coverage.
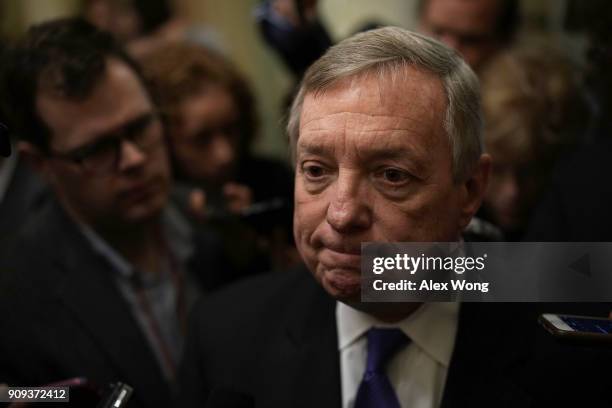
[319,267,362,302]
[122,196,167,224]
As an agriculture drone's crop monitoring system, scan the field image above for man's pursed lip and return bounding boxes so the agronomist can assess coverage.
[316,239,361,255]
[318,247,362,270]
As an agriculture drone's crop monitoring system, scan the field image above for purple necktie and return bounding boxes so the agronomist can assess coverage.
[354,328,410,408]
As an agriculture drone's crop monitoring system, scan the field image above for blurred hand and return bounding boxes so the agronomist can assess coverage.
[187,183,252,219]
[187,188,207,221]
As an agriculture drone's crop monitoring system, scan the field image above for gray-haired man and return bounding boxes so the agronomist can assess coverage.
[180,27,610,408]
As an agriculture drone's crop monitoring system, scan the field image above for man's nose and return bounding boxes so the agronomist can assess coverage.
[326,171,372,233]
[117,139,146,172]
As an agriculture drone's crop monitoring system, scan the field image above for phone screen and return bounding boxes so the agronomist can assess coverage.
[561,317,612,334]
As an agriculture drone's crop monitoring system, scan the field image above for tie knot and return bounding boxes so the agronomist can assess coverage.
[365,328,409,373]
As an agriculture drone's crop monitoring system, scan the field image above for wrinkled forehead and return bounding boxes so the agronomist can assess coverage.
[312,66,444,102]
[299,67,447,139]
[297,67,450,162]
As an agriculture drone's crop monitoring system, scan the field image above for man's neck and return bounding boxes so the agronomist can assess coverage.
[63,201,167,275]
[97,220,166,275]
[346,301,424,323]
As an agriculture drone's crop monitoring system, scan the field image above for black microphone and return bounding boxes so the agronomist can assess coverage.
[0,122,10,157]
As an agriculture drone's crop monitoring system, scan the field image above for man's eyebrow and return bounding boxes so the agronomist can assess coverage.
[360,147,423,161]
[296,143,330,157]
[74,111,155,151]
[296,142,427,168]
[361,147,429,172]
[97,111,156,139]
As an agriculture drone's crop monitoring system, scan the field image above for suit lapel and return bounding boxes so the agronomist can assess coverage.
[40,202,171,406]
[286,283,340,408]
[257,269,341,408]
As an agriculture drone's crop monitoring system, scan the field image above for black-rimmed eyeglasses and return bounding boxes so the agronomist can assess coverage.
[47,112,163,175]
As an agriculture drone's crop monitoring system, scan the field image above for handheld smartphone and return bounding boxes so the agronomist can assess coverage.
[539,314,612,342]
[171,183,286,222]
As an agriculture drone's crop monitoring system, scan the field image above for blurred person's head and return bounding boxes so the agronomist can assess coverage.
[83,0,172,43]
[287,27,490,307]
[481,47,587,233]
[1,18,171,232]
[141,43,257,188]
[418,0,519,71]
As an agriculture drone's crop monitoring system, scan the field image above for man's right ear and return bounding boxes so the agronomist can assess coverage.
[18,141,50,176]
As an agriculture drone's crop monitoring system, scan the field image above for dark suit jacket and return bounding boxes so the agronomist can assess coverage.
[179,265,612,407]
[0,158,47,247]
[526,137,612,241]
[0,199,183,408]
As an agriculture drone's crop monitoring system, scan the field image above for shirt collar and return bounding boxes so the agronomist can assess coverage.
[336,302,460,367]
[77,204,194,279]
[163,203,194,262]
[78,221,134,278]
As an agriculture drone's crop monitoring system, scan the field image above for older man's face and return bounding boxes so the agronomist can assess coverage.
[294,69,477,302]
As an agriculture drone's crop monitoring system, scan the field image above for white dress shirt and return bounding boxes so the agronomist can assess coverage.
[336,302,460,408]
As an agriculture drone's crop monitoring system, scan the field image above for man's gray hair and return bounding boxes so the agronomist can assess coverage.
[287,26,483,182]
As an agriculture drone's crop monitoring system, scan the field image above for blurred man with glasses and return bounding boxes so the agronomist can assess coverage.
[418,0,519,72]
[0,18,215,408]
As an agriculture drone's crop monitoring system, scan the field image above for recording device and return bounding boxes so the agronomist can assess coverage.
[171,183,286,224]
[202,196,285,221]
[539,314,612,342]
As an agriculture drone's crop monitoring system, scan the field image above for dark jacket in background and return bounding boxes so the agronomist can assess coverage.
[526,137,612,241]
[0,198,226,408]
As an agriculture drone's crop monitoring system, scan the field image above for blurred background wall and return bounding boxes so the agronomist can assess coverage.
[0,0,589,160]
